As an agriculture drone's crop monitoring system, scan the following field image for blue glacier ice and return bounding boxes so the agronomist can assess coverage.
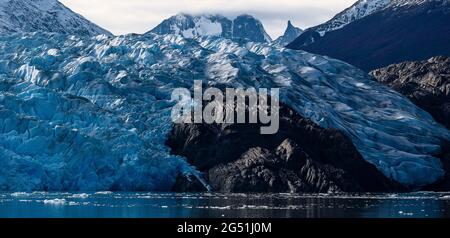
[0,32,449,191]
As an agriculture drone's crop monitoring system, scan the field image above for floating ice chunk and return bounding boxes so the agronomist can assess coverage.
[70,193,89,199]
[95,191,113,195]
[43,199,66,205]
[11,192,30,197]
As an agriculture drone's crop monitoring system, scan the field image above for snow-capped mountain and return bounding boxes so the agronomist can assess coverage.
[288,0,450,71]
[287,0,390,48]
[0,32,448,191]
[0,0,111,36]
[312,0,390,36]
[389,0,430,7]
[273,21,303,46]
[149,13,272,43]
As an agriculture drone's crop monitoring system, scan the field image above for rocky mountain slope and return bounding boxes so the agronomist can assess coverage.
[312,0,390,36]
[0,0,111,36]
[287,0,390,47]
[288,0,450,71]
[371,56,450,129]
[167,103,402,193]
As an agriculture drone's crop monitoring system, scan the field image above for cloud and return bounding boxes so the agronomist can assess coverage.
[60,0,356,37]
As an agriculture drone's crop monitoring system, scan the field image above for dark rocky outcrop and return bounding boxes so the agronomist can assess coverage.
[370,56,450,129]
[166,103,402,193]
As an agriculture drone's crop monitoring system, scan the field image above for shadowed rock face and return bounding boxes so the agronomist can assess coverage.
[286,30,321,49]
[166,103,402,193]
[286,0,390,48]
[370,56,450,130]
[288,0,450,71]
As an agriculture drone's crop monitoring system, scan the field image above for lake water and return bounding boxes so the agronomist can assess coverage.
[1,192,450,218]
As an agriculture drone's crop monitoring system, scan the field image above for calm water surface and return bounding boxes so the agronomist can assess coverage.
[1,192,450,218]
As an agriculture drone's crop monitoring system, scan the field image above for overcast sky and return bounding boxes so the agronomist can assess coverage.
[60,0,356,38]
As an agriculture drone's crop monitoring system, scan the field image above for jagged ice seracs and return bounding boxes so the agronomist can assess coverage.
[0,32,449,191]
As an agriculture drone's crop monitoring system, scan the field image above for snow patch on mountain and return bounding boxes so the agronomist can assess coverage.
[389,0,430,7]
[149,13,272,43]
[180,16,223,38]
[312,0,391,36]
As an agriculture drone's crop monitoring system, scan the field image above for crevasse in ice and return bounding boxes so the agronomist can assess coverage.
[0,32,448,191]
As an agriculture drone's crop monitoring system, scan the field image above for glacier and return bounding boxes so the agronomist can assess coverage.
[0,32,449,191]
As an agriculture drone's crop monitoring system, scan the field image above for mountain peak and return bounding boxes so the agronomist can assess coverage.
[233,14,272,42]
[149,13,272,43]
[0,0,112,36]
[274,20,303,46]
[285,20,301,33]
[235,13,257,19]
[287,20,294,28]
